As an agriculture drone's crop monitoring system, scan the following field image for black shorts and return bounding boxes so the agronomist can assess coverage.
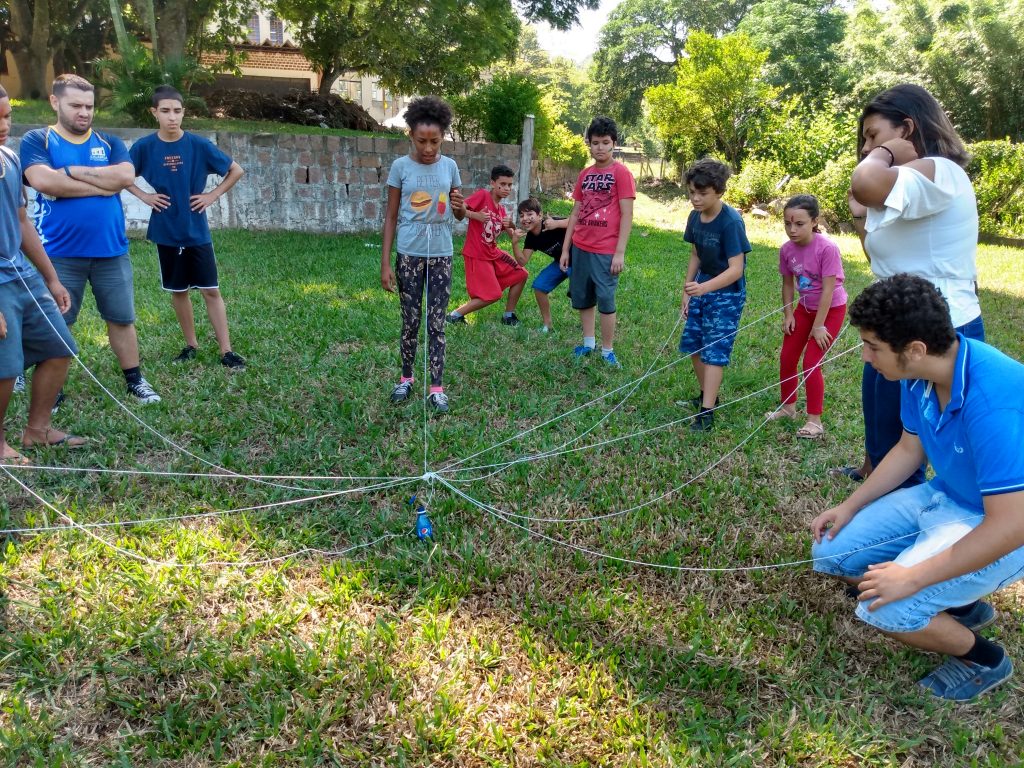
[157,243,219,292]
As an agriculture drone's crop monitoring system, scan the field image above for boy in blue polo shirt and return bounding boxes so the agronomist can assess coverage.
[677,157,751,431]
[128,85,246,369]
[811,274,1024,702]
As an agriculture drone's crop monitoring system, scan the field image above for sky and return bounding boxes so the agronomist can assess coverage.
[532,0,623,64]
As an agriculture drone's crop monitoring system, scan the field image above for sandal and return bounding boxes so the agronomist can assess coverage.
[829,465,865,482]
[21,427,88,449]
[796,422,825,439]
[765,408,800,421]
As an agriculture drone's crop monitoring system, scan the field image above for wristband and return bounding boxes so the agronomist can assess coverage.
[63,166,73,178]
[872,146,896,167]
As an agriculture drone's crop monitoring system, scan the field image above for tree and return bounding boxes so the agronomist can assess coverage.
[511,26,590,134]
[645,31,776,171]
[589,0,754,127]
[7,0,107,98]
[737,0,848,105]
[274,0,519,96]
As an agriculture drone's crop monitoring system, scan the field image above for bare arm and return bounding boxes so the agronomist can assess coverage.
[850,138,935,208]
[610,198,633,275]
[681,247,699,315]
[190,162,244,213]
[66,161,136,192]
[23,163,118,198]
[559,201,581,270]
[126,183,170,211]
[809,275,837,349]
[18,206,70,313]
[781,273,796,334]
[688,253,744,295]
[380,185,401,293]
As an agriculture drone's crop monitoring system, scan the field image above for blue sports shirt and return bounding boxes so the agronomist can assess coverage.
[0,145,33,285]
[129,131,233,247]
[683,204,751,292]
[901,335,1024,511]
[19,127,130,258]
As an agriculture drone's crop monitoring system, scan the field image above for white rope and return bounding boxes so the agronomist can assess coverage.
[0,476,414,535]
[0,464,419,482]
[439,299,798,472]
[0,465,406,569]
[439,476,981,573]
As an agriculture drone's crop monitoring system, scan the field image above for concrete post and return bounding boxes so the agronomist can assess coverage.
[519,114,535,202]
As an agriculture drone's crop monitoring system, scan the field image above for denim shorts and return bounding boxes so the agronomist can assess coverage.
[812,482,1024,633]
[678,287,746,366]
[569,246,618,314]
[0,272,78,378]
[532,260,570,294]
[51,254,136,326]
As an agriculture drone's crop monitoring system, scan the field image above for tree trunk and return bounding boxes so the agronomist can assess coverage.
[155,0,190,60]
[9,0,52,99]
[318,66,342,96]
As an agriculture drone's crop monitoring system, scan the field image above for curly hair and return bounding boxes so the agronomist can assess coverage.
[684,157,732,194]
[404,96,453,133]
[849,274,956,354]
[585,116,618,143]
[858,84,969,168]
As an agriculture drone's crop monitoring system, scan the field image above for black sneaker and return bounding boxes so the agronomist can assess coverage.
[173,345,197,363]
[126,377,161,405]
[51,389,66,415]
[427,391,449,414]
[446,313,466,324]
[221,351,246,370]
[501,313,520,326]
[690,408,714,432]
[390,380,413,403]
[675,392,720,409]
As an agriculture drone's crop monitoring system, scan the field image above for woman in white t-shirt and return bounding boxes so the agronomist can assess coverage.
[836,84,984,485]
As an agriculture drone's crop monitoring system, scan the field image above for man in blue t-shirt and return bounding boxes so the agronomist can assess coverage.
[127,85,245,370]
[0,87,85,463]
[811,274,1024,702]
[20,74,160,406]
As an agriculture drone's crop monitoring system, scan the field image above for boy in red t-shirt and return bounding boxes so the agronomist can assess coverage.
[447,165,529,326]
[559,116,636,367]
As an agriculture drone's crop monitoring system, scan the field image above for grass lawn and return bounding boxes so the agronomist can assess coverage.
[1,186,1022,766]
[10,99,381,137]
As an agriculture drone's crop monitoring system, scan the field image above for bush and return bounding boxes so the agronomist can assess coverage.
[450,73,550,148]
[966,140,1024,238]
[783,155,858,227]
[748,97,856,178]
[725,158,787,209]
[539,123,588,168]
[94,40,211,125]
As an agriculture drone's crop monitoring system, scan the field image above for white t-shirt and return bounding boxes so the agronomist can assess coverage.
[864,156,981,327]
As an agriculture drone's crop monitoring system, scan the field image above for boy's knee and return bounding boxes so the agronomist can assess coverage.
[200,288,222,299]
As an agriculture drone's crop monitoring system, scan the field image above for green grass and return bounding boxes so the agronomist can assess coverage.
[1,187,1023,766]
[10,99,380,137]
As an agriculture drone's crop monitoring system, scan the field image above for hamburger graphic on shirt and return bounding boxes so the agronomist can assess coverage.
[409,190,432,214]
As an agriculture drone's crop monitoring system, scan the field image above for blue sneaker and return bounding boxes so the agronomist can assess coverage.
[951,601,996,632]
[573,345,594,359]
[601,350,620,368]
[918,655,1013,702]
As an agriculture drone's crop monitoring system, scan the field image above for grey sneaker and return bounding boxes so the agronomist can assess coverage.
[127,378,161,405]
[427,391,449,414]
[501,313,520,326]
[918,654,1013,702]
[173,345,197,363]
[221,351,246,370]
[13,374,26,393]
[390,380,413,403]
[446,313,466,324]
[950,601,997,632]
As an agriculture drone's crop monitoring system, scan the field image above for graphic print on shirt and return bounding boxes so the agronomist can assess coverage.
[437,191,448,215]
[578,171,617,229]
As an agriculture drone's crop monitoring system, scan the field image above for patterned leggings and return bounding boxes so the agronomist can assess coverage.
[397,253,451,386]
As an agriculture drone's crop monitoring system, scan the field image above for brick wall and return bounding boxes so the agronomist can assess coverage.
[9,126,522,235]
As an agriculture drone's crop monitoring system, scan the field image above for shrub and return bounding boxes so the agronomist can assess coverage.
[783,155,858,226]
[539,123,588,169]
[725,158,787,209]
[966,140,1024,238]
[95,40,210,125]
[748,96,856,178]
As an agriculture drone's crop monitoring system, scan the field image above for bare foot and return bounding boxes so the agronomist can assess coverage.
[1,442,32,465]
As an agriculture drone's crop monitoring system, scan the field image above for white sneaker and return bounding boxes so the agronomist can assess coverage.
[13,374,26,393]
[127,377,161,405]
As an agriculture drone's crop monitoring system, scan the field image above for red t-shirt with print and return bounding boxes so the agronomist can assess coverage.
[461,188,509,261]
[571,161,636,255]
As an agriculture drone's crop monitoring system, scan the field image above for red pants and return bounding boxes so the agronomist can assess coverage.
[780,303,846,416]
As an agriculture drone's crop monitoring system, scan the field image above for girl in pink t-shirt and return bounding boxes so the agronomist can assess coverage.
[768,195,847,438]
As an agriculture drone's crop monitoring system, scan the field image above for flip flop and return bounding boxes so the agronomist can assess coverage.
[797,422,825,439]
[765,408,800,421]
[829,465,865,482]
[21,429,88,449]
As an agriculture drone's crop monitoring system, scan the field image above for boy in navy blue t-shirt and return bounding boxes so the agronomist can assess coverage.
[677,158,751,431]
[128,86,246,369]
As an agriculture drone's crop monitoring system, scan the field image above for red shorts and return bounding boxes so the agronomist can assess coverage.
[463,250,528,302]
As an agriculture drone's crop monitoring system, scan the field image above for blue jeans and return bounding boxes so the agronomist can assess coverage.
[812,483,1024,632]
[861,314,985,485]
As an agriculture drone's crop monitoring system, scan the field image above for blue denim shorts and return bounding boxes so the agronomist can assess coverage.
[0,272,78,378]
[532,260,570,294]
[678,287,746,366]
[51,254,136,326]
[812,482,1024,632]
